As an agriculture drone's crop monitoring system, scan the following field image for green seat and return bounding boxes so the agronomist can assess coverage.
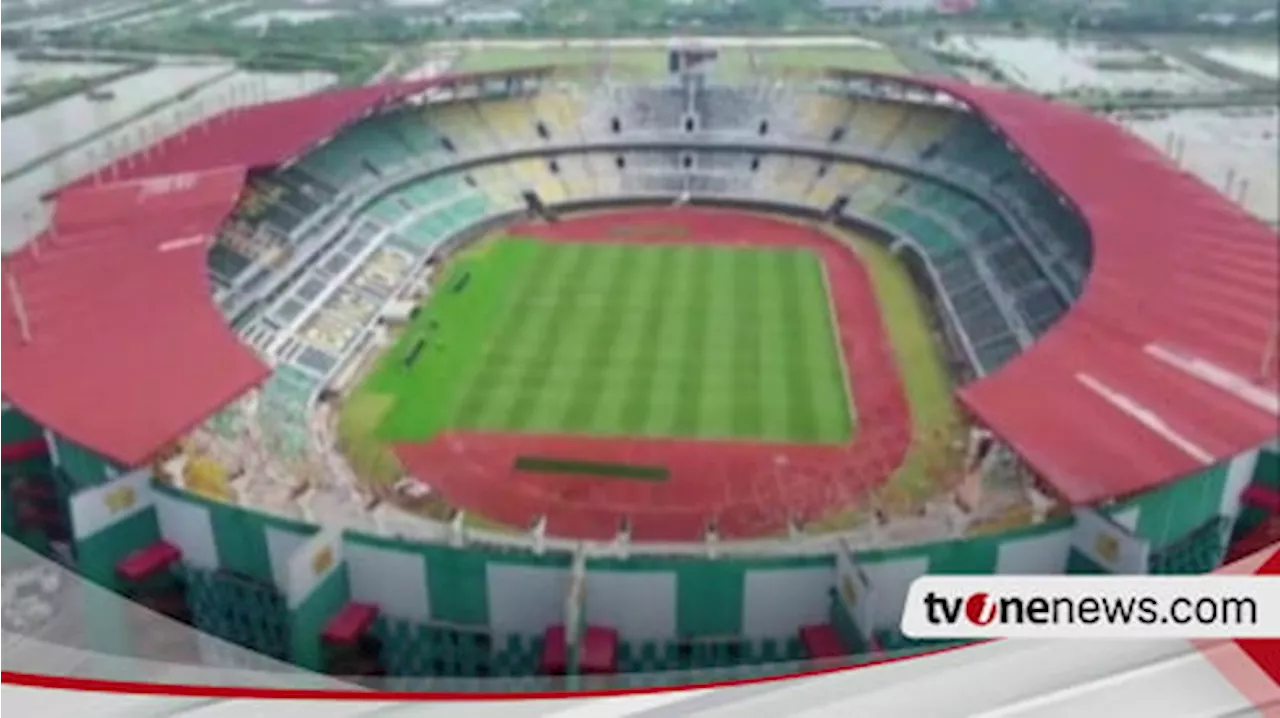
[760,638,779,662]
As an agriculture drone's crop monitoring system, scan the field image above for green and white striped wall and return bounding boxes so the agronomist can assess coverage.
[344,532,573,634]
[152,482,317,587]
[27,439,1269,658]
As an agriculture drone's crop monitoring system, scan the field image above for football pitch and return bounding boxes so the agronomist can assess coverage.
[353,237,854,446]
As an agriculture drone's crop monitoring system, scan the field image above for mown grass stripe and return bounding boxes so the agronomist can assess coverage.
[732,249,763,438]
[603,245,672,432]
[559,244,641,432]
[484,244,597,428]
[449,242,557,425]
[670,248,713,436]
[643,246,697,434]
[697,247,737,438]
[755,249,793,440]
[374,239,541,439]
[355,238,858,449]
[776,250,821,441]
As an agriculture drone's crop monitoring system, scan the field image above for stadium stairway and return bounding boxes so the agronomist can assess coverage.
[257,365,318,459]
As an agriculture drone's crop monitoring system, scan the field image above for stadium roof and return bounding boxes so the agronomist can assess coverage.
[2,166,266,466]
[4,68,551,466]
[912,76,1280,504]
[61,79,422,191]
[56,68,552,194]
[3,71,548,466]
[3,66,1275,499]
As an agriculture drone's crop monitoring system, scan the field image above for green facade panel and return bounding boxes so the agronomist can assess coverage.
[1065,548,1109,575]
[1130,463,1229,549]
[53,434,122,488]
[587,554,830,637]
[425,544,491,626]
[290,566,351,671]
[209,500,276,581]
[675,561,744,637]
[75,508,161,591]
[1255,450,1279,490]
[1,406,44,444]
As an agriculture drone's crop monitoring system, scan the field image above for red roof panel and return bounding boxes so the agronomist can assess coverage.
[5,70,551,468]
[53,166,246,233]
[60,81,426,190]
[57,69,550,194]
[919,79,1280,503]
[2,166,267,466]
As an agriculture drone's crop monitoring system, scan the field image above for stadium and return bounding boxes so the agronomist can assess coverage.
[3,49,1279,687]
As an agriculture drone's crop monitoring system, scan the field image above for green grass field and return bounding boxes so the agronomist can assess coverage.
[755,46,909,75]
[450,43,907,81]
[808,229,962,529]
[453,47,671,79]
[350,237,854,455]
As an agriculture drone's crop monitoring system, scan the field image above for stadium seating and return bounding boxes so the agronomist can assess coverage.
[695,87,760,133]
[1149,518,1231,575]
[530,90,585,142]
[375,616,541,678]
[477,98,541,150]
[881,104,954,159]
[504,157,569,203]
[840,99,909,152]
[550,154,599,199]
[782,90,853,141]
[614,637,806,675]
[580,152,624,196]
[296,128,383,189]
[380,112,449,161]
[184,565,289,661]
[423,101,487,154]
[609,86,687,133]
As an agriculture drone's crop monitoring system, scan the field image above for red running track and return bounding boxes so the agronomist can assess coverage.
[396,208,913,541]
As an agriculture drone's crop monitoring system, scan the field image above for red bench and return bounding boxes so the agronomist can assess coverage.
[321,602,381,645]
[116,541,181,582]
[800,624,846,660]
[1242,485,1280,514]
[539,624,619,675]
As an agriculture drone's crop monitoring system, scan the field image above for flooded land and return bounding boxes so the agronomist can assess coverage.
[931,33,1278,225]
[0,50,334,247]
[1118,106,1279,224]
[0,23,1275,248]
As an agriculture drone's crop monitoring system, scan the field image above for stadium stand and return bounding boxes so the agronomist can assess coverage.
[529,90,585,142]
[424,101,488,154]
[505,157,570,203]
[477,98,542,150]
[694,87,759,133]
[4,67,1275,688]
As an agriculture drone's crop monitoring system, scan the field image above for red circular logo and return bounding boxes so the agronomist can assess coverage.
[965,592,997,625]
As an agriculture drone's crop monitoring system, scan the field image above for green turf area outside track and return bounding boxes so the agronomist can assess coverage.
[355,237,854,446]
[514,457,670,481]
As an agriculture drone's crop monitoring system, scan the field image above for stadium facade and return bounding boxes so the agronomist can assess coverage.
[2,64,1278,686]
